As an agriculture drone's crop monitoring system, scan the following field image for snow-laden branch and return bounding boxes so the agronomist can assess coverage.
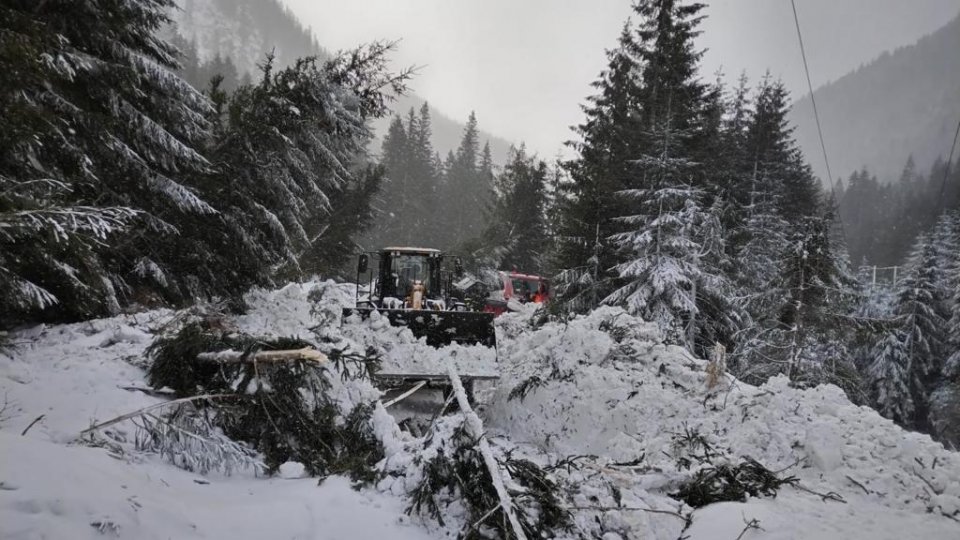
[0,206,141,242]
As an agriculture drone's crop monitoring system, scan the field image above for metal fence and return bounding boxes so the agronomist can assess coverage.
[860,265,901,287]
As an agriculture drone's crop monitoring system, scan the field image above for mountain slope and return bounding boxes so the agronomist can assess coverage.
[788,12,960,184]
[168,0,513,163]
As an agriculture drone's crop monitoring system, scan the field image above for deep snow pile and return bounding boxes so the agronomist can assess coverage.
[0,282,431,540]
[488,307,960,538]
[1,280,959,539]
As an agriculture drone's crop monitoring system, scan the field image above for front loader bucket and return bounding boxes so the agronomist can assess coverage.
[342,307,497,348]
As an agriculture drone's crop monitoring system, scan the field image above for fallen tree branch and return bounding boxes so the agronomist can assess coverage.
[118,385,176,397]
[196,347,327,364]
[735,515,763,540]
[21,414,45,436]
[844,474,873,496]
[911,467,944,496]
[464,503,503,535]
[792,483,846,503]
[446,362,528,540]
[79,394,233,436]
[383,380,428,408]
[569,505,690,522]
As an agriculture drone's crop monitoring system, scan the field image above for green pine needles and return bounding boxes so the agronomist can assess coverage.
[147,321,384,482]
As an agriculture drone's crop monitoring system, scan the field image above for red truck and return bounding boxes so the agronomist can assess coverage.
[483,271,551,317]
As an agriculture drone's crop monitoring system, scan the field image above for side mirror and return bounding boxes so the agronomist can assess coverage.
[357,254,369,274]
[454,257,464,277]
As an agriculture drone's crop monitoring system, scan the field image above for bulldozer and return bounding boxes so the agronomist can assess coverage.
[341,246,497,347]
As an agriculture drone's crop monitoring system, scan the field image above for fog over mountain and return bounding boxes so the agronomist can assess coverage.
[168,0,513,163]
[170,0,959,183]
[789,12,960,185]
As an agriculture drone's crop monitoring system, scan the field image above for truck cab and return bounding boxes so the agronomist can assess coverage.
[483,271,551,316]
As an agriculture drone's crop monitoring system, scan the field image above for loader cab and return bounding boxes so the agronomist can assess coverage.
[378,247,443,301]
[345,247,495,347]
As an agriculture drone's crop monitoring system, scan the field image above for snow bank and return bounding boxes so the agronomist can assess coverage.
[488,307,960,538]
[0,432,431,540]
[0,281,425,539]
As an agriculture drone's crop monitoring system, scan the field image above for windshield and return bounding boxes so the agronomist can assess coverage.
[380,253,441,299]
[511,278,544,300]
[393,255,430,290]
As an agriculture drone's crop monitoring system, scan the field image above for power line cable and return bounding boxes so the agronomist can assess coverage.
[935,116,960,211]
[790,0,835,193]
[790,0,848,246]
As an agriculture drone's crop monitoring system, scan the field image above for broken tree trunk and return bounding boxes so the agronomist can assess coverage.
[446,361,529,540]
[382,380,429,408]
[79,394,233,436]
[196,347,327,365]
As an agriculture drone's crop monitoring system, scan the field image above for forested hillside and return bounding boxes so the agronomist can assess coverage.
[1,0,408,324]
[789,12,960,184]
[838,156,960,267]
[167,0,512,162]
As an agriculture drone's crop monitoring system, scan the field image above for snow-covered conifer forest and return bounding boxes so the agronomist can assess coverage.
[1,1,959,538]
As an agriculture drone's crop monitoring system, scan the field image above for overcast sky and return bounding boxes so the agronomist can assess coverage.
[282,0,960,157]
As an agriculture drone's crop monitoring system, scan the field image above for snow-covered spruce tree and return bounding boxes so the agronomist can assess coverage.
[930,210,960,293]
[601,0,740,355]
[180,46,409,294]
[0,178,139,322]
[869,233,948,431]
[605,114,728,352]
[477,145,550,273]
[867,328,915,425]
[930,263,960,447]
[720,76,787,370]
[365,102,442,248]
[412,104,444,245]
[776,211,859,378]
[723,76,861,394]
[554,25,642,313]
[733,210,861,391]
[436,111,494,250]
[942,213,960,378]
[369,115,413,243]
[1,0,213,321]
[929,211,960,446]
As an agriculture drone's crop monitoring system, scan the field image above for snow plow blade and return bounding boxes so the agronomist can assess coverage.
[341,308,497,348]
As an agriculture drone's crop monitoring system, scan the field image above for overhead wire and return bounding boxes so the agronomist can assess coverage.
[935,117,960,212]
[790,0,836,194]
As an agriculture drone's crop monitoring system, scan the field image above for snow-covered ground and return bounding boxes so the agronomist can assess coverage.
[1,280,958,539]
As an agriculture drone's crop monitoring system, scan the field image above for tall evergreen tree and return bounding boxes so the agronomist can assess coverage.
[407,103,441,244]
[606,110,727,351]
[0,0,212,321]
[725,77,861,393]
[602,0,739,354]
[480,141,495,186]
[928,211,960,446]
[869,233,949,429]
[868,329,915,424]
[554,25,642,311]
[438,111,492,248]
[480,146,549,272]
[187,47,407,295]
[373,115,412,242]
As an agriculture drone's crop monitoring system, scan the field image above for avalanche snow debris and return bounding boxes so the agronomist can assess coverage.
[1,280,958,539]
